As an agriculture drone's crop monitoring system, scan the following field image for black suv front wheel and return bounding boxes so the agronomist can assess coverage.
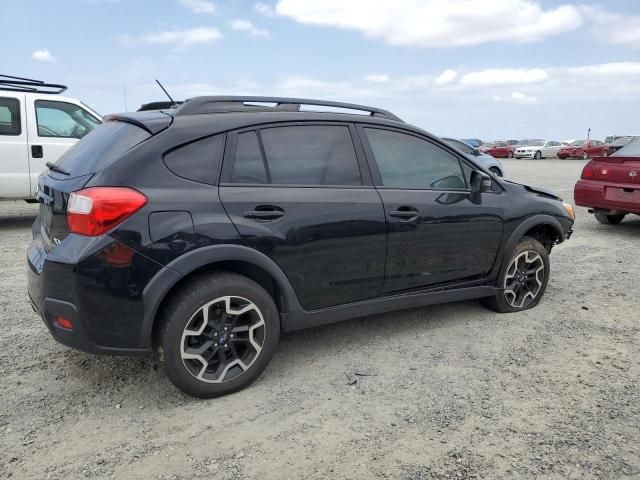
[482,236,550,313]
[157,272,280,398]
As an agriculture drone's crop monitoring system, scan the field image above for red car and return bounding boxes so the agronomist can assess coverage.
[479,142,515,158]
[574,138,640,224]
[557,140,609,160]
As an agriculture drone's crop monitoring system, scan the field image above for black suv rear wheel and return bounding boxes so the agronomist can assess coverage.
[156,272,279,398]
[482,236,550,313]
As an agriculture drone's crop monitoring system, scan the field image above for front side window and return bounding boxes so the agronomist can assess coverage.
[0,97,21,136]
[365,128,466,190]
[260,125,361,186]
[35,100,100,139]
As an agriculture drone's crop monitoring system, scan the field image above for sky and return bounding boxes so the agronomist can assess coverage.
[1,0,639,141]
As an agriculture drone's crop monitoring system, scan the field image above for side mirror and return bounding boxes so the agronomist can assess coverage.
[470,170,493,193]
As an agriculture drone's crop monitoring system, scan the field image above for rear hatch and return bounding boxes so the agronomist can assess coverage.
[36,117,163,250]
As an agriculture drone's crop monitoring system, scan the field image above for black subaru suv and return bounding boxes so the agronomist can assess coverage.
[27,96,574,398]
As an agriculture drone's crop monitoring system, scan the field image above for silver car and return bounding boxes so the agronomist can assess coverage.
[442,137,505,177]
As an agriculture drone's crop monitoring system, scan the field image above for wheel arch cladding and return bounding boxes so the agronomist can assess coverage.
[505,215,564,258]
[140,245,303,348]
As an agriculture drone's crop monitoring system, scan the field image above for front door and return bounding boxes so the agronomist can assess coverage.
[26,99,100,194]
[359,125,504,294]
[219,123,387,311]
[0,95,30,198]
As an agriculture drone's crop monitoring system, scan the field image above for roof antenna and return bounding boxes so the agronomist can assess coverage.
[155,79,176,107]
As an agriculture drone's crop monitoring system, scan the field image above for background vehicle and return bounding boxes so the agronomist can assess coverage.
[557,140,608,160]
[480,141,515,158]
[461,138,482,147]
[605,136,639,156]
[27,96,574,398]
[514,140,564,159]
[442,137,505,176]
[0,75,102,200]
[574,137,640,224]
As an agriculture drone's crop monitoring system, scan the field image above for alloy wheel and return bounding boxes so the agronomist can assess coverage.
[503,251,545,308]
[180,296,265,383]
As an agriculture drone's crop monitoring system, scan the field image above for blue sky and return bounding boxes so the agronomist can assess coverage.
[1,0,639,140]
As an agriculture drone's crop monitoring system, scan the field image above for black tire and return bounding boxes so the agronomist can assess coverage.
[594,212,625,225]
[507,151,514,158]
[582,151,589,160]
[534,150,542,160]
[489,166,503,177]
[481,236,550,313]
[156,272,280,398]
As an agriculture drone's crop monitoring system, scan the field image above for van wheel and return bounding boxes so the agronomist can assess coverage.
[594,212,625,225]
[156,272,280,398]
[482,237,550,313]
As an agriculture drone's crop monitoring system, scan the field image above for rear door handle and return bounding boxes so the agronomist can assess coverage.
[243,206,285,221]
[31,145,43,158]
[389,206,419,221]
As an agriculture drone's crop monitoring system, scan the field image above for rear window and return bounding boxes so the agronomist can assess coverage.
[55,121,150,177]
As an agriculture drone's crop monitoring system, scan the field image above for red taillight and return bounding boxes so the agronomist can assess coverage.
[54,317,73,330]
[580,163,596,180]
[66,187,147,236]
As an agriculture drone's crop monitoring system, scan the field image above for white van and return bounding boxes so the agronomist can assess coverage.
[0,76,102,200]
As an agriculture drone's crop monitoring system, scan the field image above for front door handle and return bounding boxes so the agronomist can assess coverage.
[243,206,285,221]
[389,206,419,221]
[31,145,43,158]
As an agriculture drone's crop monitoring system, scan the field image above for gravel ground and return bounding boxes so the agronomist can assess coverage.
[1,159,639,480]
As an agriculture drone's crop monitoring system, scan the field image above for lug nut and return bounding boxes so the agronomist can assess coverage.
[224,344,228,348]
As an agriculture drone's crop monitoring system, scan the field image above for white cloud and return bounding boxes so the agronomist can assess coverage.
[564,62,640,77]
[365,74,389,83]
[494,91,538,104]
[461,68,549,87]
[434,69,458,86]
[275,0,582,48]
[230,19,270,37]
[179,0,216,14]
[32,49,56,62]
[123,27,222,47]
[255,2,276,17]
[580,6,640,48]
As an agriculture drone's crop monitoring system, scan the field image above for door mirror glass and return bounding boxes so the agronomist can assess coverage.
[470,170,492,193]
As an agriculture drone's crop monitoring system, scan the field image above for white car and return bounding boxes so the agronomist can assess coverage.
[514,140,564,159]
[0,76,101,200]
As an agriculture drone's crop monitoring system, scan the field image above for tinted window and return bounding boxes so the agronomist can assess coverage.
[260,126,361,185]
[365,128,466,189]
[231,131,267,184]
[0,97,21,136]
[35,100,100,139]
[164,134,224,185]
[443,138,474,155]
[56,121,150,177]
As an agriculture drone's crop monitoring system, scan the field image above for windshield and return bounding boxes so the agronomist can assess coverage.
[612,137,640,156]
[570,140,587,146]
[528,141,545,146]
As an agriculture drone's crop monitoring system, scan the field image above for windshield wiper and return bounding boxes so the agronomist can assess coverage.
[46,161,70,176]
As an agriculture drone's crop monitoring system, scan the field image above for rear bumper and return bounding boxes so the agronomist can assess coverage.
[574,179,640,214]
[27,233,164,355]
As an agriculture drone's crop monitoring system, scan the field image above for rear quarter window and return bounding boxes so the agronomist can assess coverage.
[163,134,224,185]
[56,121,150,176]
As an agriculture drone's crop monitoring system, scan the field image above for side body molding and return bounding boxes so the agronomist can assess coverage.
[139,244,303,347]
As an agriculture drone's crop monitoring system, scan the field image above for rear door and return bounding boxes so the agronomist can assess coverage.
[0,95,30,198]
[359,125,504,294]
[27,98,101,194]
[219,123,387,311]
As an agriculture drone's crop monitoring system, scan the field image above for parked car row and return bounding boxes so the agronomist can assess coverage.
[474,137,638,160]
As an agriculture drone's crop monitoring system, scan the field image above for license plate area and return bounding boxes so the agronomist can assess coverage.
[605,187,640,202]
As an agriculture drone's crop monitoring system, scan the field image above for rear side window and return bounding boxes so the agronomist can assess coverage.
[56,121,150,176]
[231,131,268,184]
[0,97,21,136]
[35,100,100,139]
[365,128,466,190]
[164,134,224,185]
[260,126,361,185]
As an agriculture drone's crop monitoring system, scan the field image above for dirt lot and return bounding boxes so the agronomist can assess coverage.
[1,159,638,480]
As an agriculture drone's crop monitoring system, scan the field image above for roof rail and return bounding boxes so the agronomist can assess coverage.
[0,74,67,94]
[174,96,403,122]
